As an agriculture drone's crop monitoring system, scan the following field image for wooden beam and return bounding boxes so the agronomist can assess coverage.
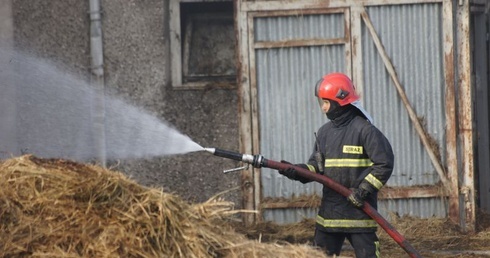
[261,186,448,209]
[343,7,352,80]
[456,0,476,233]
[236,0,256,226]
[350,5,364,96]
[378,186,447,199]
[169,0,182,87]
[254,38,346,49]
[241,0,445,12]
[442,0,460,228]
[249,7,345,17]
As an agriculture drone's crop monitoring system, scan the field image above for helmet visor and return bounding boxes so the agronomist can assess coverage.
[314,79,324,109]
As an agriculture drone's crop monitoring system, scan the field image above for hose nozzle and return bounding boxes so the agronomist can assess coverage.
[203,147,264,168]
[204,147,216,154]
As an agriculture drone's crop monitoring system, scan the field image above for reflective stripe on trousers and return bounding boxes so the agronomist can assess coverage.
[316,215,377,228]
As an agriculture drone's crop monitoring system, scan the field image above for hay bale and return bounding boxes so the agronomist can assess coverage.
[0,155,326,258]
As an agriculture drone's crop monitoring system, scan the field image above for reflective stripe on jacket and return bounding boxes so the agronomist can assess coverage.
[308,113,394,233]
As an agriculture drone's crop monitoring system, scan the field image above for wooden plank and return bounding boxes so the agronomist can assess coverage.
[249,10,262,224]
[242,0,444,12]
[261,186,449,209]
[250,7,345,17]
[343,8,352,79]
[378,186,448,199]
[442,0,460,227]
[169,0,182,87]
[236,0,256,226]
[456,0,476,233]
[350,5,364,99]
[254,38,346,49]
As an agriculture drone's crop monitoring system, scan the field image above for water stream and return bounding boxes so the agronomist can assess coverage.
[0,49,203,162]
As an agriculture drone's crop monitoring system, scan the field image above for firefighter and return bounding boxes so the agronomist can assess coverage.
[279,72,394,258]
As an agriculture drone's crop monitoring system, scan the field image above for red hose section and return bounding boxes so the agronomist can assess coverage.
[265,159,422,258]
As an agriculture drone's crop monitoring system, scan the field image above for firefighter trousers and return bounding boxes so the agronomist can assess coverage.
[314,229,380,258]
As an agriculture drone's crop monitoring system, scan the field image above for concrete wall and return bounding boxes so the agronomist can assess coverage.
[8,0,241,205]
[0,0,17,156]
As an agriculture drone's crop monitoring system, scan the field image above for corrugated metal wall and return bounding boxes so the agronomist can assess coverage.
[362,4,447,218]
[252,2,448,223]
[254,12,347,223]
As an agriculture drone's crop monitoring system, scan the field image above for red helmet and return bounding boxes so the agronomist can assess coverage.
[315,72,359,106]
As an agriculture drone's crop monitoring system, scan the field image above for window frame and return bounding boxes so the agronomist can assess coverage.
[169,0,236,89]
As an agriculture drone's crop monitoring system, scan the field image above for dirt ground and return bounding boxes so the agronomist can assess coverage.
[232,210,490,258]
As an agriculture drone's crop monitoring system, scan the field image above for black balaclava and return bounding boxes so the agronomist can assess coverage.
[326,100,354,121]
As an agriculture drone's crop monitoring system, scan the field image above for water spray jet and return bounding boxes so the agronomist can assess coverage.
[0,48,204,161]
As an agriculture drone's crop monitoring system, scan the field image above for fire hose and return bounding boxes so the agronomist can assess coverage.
[204,147,422,258]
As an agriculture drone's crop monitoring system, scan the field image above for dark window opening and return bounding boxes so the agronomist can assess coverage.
[180,2,236,84]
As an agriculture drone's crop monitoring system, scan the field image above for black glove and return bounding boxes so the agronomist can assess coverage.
[348,178,379,208]
[278,161,309,181]
[347,187,370,208]
[278,160,297,180]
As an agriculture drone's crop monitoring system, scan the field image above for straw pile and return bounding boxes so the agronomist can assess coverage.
[375,212,490,257]
[0,155,326,258]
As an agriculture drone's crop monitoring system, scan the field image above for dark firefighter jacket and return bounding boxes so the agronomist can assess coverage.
[303,108,394,233]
